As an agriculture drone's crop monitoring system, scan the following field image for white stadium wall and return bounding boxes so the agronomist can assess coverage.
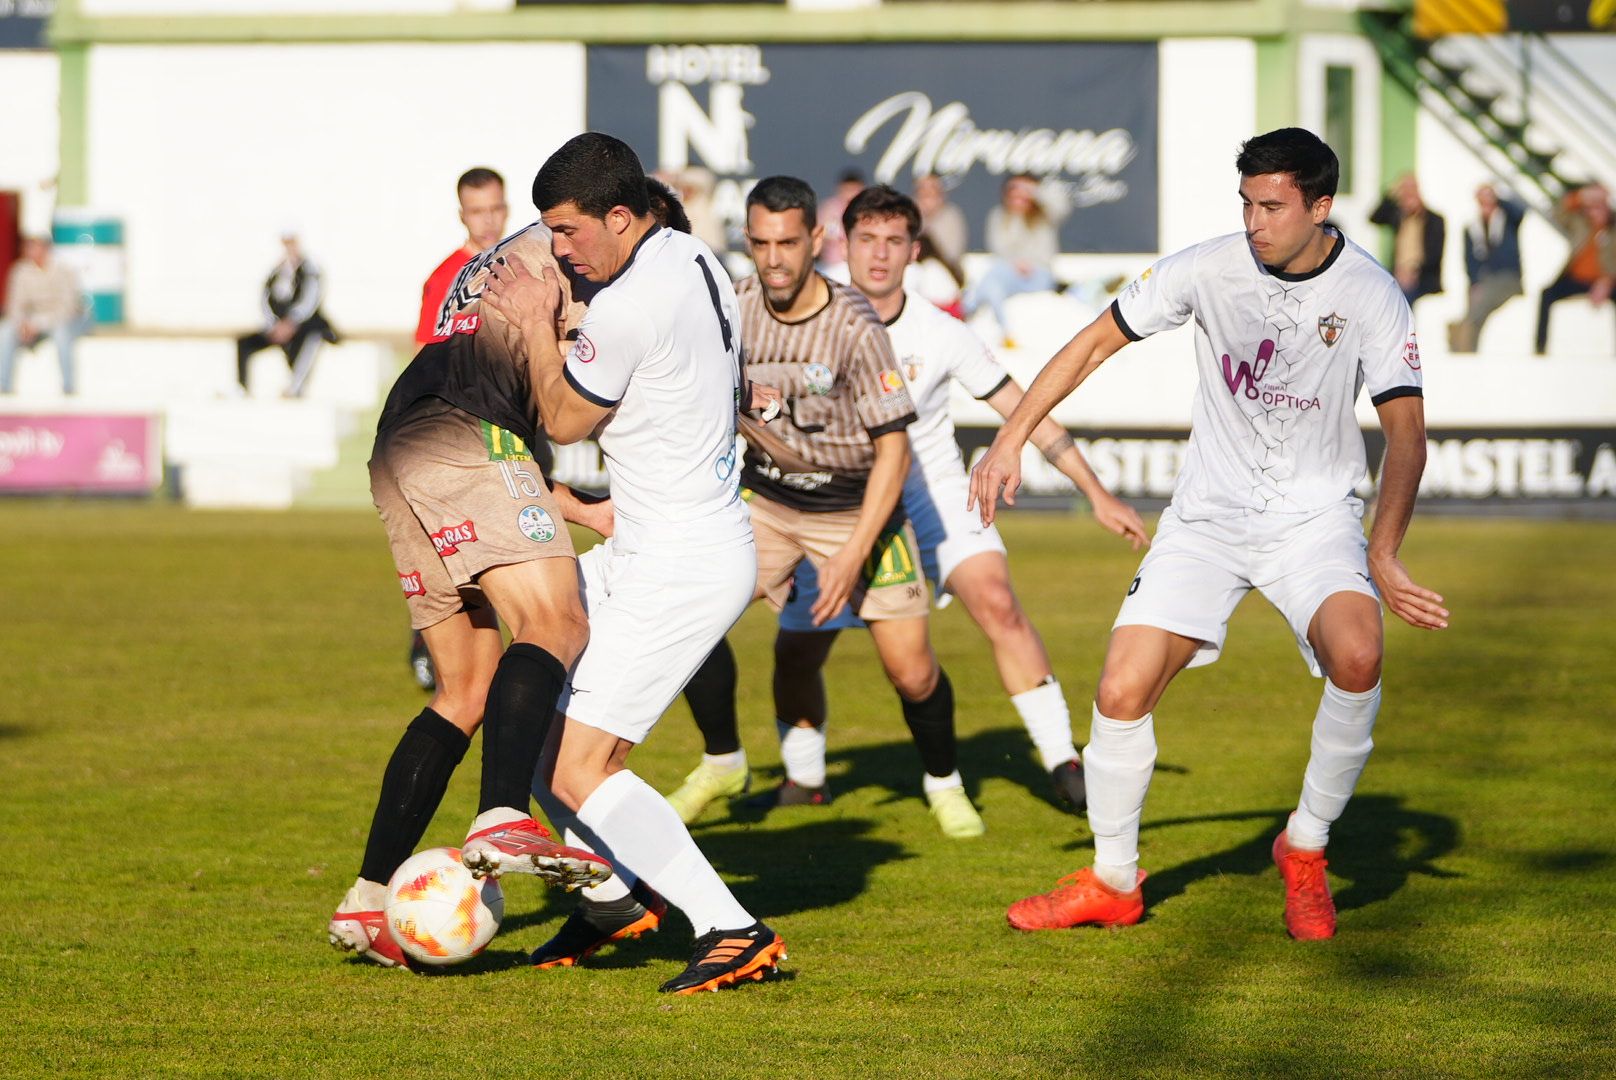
[83,42,584,334]
[0,51,61,236]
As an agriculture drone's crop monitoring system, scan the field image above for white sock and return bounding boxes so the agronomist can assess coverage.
[530,776,634,903]
[467,806,526,835]
[702,749,747,773]
[1289,680,1380,850]
[777,719,827,787]
[576,770,753,936]
[1011,677,1079,771]
[922,769,964,795]
[1085,705,1156,893]
[353,877,387,909]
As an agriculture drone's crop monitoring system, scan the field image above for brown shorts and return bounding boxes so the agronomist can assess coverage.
[747,491,929,621]
[370,400,575,630]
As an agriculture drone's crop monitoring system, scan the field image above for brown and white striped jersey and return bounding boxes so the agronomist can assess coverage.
[737,275,917,512]
[377,222,586,463]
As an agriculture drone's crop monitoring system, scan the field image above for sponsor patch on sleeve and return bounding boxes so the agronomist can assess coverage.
[877,369,905,396]
[1403,333,1421,371]
[572,332,596,364]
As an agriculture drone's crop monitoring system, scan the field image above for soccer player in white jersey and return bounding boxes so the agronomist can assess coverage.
[479,133,784,993]
[970,129,1449,940]
[773,185,1149,810]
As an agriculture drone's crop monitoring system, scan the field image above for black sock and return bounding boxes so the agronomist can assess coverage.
[900,668,957,778]
[683,637,742,756]
[359,708,471,885]
[478,642,568,815]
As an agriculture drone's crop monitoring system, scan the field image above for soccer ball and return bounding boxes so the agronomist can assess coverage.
[384,847,504,967]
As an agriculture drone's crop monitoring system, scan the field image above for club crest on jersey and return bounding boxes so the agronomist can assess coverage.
[804,362,834,396]
[877,369,905,396]
[399,571,426,598]
[1317,312,1347,348]
[903,359,923,381]
[430,520,479,556]
[517,505,556,543]
[1403,334,1421,370]
[572,333,596,364]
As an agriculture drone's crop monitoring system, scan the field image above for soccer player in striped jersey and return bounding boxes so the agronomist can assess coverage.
[668,175,986,839]
[771,185,1149,814]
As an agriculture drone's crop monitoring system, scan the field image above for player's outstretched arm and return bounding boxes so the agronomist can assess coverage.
[968,308,1131,526]
[813,430,910,626]
[985,380,1149,550]
[1369,395,1448,630]
[482,257,612,444]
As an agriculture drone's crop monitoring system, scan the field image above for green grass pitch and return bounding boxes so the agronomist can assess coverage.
[1,504,1612,1078]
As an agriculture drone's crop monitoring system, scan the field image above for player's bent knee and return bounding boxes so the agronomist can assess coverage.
[972,585,1028,639]
[1094,670,1154,722]
[1324,644,1382,692]
[887,661,940,702]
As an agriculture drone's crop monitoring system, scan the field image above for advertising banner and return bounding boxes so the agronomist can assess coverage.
[587,42,1159,254]
[0,413,161,494]
[0,0,51,50]
[951,426,1616,510]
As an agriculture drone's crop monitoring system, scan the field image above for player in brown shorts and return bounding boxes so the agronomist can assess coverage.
[666,175,987,838]
[328,221,617,969]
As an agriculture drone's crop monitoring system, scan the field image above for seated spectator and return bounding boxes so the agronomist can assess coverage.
[913,172,968,267]
[965,172,1066,348]
[817,167,865,280]
[235,230,337,398]
[0,235,86,396]
[1449,184,1525,353]
[1371,174,1446,304]
[905,233,966,319]
[1535,184,1616,356]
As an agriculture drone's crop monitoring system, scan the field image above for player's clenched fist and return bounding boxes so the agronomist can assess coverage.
[967,437,1023,527]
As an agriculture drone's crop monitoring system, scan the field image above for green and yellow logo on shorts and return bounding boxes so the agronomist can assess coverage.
[481,421,533,462]
[864,527,919,589]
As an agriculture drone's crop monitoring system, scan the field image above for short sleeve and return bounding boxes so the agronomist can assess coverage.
[563,288,656,408]
[1361,280,1423,406]
[943,319,1010,399]
[851,323,917,437]
[1111,244,1199,342]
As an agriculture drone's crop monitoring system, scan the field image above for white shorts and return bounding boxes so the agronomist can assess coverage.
[777,465,1006,633]
[558,537,757,743]
[1113,502,1379,677]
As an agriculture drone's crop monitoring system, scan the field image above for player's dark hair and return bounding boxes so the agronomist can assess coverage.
[1236,128,1339,207]
[645,177,692,234]
[843,184,920,243]
[746,175,818,227]
[532,133,651,219]
[457,167,503,196]
[837,167,866,187]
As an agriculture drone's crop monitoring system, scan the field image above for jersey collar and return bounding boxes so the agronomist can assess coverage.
[1262,227,1344,282]
[602,223,663,287]
[881,292,908,328]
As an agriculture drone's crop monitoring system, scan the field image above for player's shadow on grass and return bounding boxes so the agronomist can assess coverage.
[1139,795,1461,917]
[799,726,1188,816]
[492,815,907,968]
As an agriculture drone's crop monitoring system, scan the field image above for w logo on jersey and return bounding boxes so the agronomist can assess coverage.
[434,231,526,338]
[1221,339,1275,400]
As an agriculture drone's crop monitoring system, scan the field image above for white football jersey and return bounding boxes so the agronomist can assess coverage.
[886,292,1010,485]
[563,226,751,555]
[1112,229,1421,519]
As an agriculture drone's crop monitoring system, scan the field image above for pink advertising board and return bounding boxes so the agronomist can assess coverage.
[0,413,161,494]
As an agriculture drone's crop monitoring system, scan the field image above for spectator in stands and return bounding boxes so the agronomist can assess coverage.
[1449,184,1525,353]
[817,167,866,279]
[235,229,336,398]
[966,172,1066,349]
[416,167,508,347]
[914,172,968,267]
[0,235,85,396]
[1534,184,1616,356]
[1371,174,1446,304]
